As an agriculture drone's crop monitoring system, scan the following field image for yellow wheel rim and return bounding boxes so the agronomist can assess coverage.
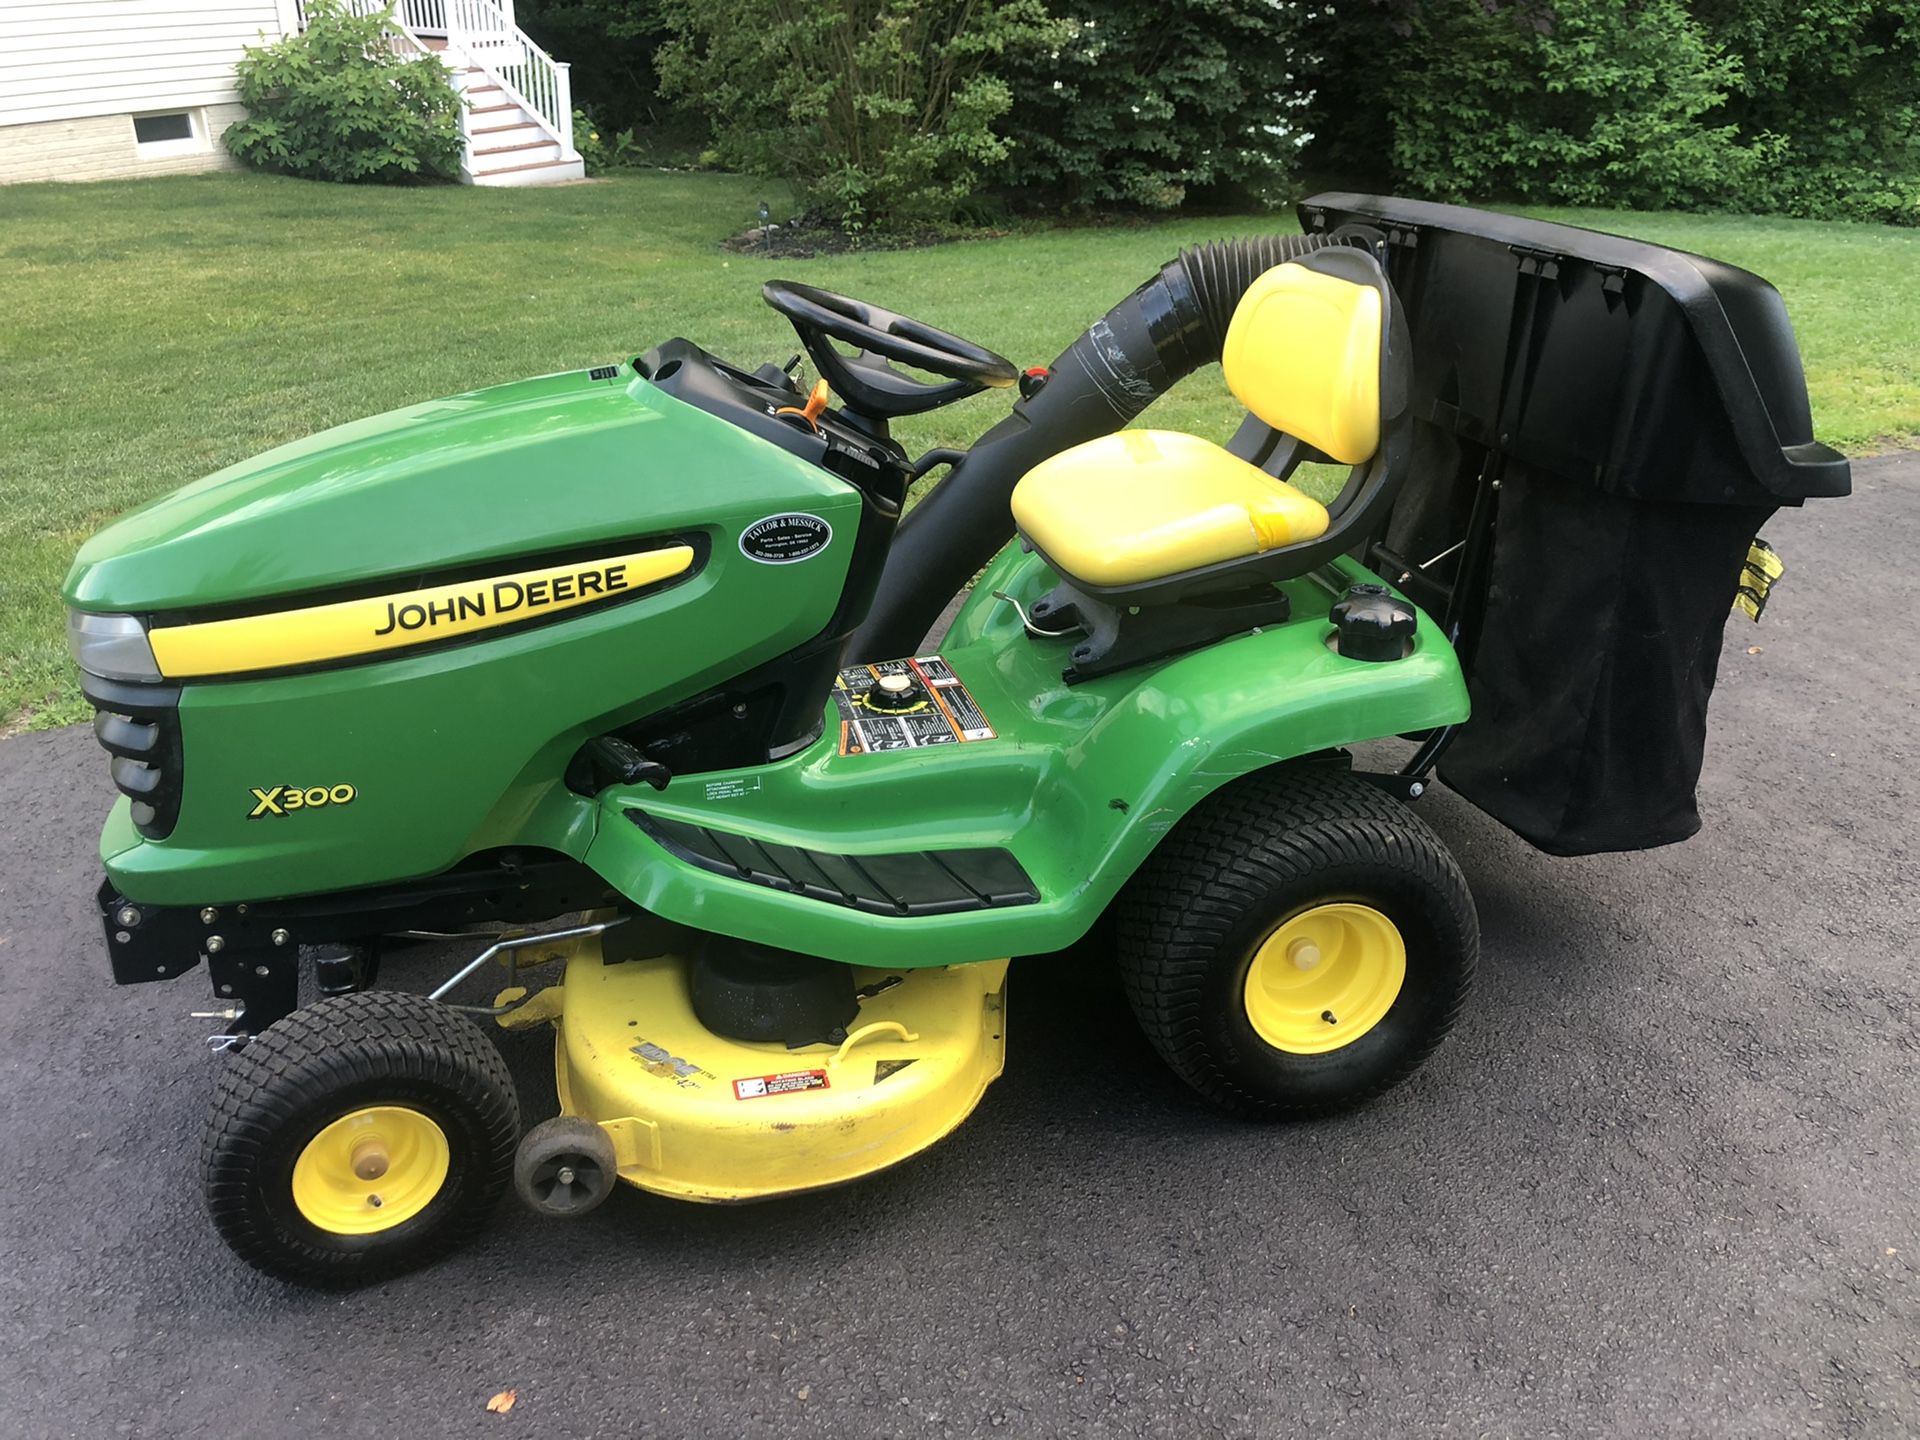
[1243,903,1407,1055]
[291,1105,451,1236]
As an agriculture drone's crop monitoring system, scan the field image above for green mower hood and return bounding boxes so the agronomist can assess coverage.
[64,364,847,616]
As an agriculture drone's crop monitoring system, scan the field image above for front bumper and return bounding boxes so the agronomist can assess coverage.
[94,854,623,1038]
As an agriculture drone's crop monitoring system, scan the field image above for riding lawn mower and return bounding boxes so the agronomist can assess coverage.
[65,194,1848,1285]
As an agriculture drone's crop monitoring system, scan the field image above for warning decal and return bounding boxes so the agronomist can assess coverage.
[832,655,997,756]
[733,1069,830,1100]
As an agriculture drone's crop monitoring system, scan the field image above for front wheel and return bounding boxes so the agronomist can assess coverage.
[1116,766,1477,1119]
[203,990,520,1287]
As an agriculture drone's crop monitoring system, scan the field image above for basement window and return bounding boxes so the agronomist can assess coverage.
[132,110,201,155]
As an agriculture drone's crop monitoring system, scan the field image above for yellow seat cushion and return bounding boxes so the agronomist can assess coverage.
[1010,428,1330,588]
[1222,262,1383,465]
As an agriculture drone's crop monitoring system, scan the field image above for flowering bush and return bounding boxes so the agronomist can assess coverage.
[225,1,463,184]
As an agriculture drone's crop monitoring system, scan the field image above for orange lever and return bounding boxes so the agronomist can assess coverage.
[775,379,832,431]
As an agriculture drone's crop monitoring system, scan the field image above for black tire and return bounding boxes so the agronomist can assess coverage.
[203,990,520,1288]
[1116,766,1476,1119]
[514,1115,619,1219]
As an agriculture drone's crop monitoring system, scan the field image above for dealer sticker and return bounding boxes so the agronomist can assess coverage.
[733,1069,830,1100]
[739,513,832,564]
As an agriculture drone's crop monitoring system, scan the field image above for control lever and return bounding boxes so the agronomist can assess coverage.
[587,736,671,791]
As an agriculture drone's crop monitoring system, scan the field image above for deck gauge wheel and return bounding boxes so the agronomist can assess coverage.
[514,1115,619,1218]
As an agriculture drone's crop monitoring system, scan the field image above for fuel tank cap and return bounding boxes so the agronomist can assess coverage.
[1329,583,1417,662]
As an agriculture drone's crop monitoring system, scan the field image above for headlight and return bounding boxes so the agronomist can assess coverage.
[67,610,162,683]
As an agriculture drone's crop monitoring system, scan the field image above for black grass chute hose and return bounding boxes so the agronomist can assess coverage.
[852,233,1339,658]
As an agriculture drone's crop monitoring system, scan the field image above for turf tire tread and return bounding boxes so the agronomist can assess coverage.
[1115,766,1477,1120]
[202,990,519,1287]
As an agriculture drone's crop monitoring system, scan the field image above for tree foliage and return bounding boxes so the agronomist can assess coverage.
[997,0,1310,211]
[224,0,463,184]
[556,0,1920,227]
[513,0,673,135]
[1694,0,1920,222]
[1300,0,1920,224]
[656,0,1062,231]
[1386,0,1752,210]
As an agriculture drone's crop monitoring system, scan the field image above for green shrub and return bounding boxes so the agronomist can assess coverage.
[573,107,706,173]
[1695,0,1920,224]
[224,1,463,184]
[999,0,1309,211]
[554,0,1920,227]
[573,109,605,171]
[1301,0,1920,225]
[656,0,1062,232]
[1389,0,1754,210]
[1744,161,1920,226]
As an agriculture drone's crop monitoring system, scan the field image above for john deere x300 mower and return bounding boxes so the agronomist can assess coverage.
[66,195,1848,1285]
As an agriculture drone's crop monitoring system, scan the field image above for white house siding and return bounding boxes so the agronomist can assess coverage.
[0,0,295,181]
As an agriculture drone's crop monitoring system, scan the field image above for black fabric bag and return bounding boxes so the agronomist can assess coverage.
[1299,194,1849,856]
[1436,468,1774,855]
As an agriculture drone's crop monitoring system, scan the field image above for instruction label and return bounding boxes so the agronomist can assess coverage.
[832,655,997,756]
[733,1069,830,1100]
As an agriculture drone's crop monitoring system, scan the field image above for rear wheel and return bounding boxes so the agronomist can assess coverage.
[203,990,519,1287]
[1116,766,1476,1119]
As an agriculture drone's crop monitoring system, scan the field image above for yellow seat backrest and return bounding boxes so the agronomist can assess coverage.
[1221,261,1383,466]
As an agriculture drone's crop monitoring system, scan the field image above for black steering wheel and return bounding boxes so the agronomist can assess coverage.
[762,279,1018,420]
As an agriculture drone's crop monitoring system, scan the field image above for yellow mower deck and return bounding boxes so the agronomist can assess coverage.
[528,950,1009,1202]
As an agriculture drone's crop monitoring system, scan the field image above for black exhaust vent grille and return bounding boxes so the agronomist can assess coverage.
[81,674,183,840]
[629,809,1040,917]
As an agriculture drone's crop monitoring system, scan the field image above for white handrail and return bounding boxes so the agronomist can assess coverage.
[298,0,489,39]
[296,0,433,55]
[396,0,447,32]
[445,0,575,159]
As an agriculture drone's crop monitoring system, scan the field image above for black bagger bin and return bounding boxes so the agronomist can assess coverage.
[1298,195,1851,856]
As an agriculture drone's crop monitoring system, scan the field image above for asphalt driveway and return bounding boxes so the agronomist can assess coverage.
[0,456,1913,1438]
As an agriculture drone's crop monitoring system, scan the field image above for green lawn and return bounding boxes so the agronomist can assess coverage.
[3,171,1917,730]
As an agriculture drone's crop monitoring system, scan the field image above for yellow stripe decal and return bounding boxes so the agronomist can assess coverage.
[148,544,695,678]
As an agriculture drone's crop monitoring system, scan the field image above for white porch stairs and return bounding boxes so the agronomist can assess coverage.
[317,0,583,186]
[423,36,583,186]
